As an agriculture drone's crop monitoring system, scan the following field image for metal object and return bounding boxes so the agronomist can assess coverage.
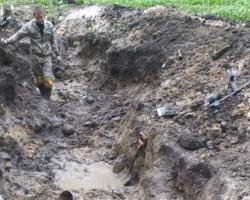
[0,16,12,29]
[205,68,250,111]
[128,132,148,174]
[156,107,177,117]
[138,132,148,148]
[205,94,219,113]
[226,68,238,91]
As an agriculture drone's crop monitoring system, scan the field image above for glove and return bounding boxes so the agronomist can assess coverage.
[54,55,64,79]
[0,38,8,45]
[54,67,64,79]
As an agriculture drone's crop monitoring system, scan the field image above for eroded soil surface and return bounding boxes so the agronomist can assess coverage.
[1,5,250,200]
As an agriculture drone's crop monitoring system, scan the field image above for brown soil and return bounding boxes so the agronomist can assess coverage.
[0,4,250,200]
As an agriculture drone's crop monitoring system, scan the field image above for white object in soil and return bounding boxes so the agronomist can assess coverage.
[157,107,168,117]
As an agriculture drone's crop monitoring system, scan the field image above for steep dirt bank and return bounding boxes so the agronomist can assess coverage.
[1,4,250,200]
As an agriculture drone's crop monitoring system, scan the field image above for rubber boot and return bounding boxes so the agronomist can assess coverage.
[43,87,52,100]
[43,78,53,100]
[38,84,47,98]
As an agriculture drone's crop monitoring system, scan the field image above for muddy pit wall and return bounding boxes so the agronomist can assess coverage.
[0,44,30,105]
[56,5,250,200]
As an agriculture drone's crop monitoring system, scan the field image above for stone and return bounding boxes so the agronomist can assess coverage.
[206,141,214,150]
[229,136,239,145]
[112,116,121,122]
[131,101,144,111]
[184,112,197,119]
[212,44,232,60]
[29,118,45,132]
[210,123,222,137]
[162,56,176,69]
[54,68,64,79]
[85,96,95,104]
[58,191,73,200]
[106,41,165,81]
[62,124,75,137]
[178,133,203,150]
[1,152,11,161]
[84,121,97,128]
[246,112,250,119]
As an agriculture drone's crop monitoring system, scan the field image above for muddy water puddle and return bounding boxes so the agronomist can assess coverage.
[53,155,126,192]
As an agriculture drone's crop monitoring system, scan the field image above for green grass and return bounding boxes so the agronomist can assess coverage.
[0,0,67,21]
[1,0,250,21]
[74,0,250,21]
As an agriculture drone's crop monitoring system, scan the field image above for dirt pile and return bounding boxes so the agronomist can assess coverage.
[0,4,250,200]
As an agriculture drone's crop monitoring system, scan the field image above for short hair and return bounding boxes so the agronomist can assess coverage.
[33,6,43,16]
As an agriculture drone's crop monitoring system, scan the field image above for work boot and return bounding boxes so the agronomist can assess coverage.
[43,78,53,100]
[38,84,46,98]
[43,87,52,100]
[38,84,51,100]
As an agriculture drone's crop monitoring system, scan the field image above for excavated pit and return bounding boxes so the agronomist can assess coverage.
[1,4,250,200]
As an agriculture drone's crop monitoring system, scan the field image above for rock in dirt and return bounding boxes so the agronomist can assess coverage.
[211,44,232,60]
[206,140,214,150]
[62,124,75,137]
[106,41,165,81]
[85,96,95,104]
[84,121,97,128]
[58,191,73,200]
[29,118,45,132]
[178,133,203,150]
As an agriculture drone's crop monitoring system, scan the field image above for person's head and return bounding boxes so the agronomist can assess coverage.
[33,6,44,24]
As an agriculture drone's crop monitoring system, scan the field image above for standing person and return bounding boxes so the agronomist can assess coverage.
[1,6,61,100]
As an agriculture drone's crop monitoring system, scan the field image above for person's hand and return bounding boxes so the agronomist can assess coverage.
[0,38,8,45]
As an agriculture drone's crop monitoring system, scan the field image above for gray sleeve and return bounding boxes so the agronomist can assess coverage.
[7,23,30,44]
[50,26,59,56]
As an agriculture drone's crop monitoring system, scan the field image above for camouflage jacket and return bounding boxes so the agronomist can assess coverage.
[7,19,59,57]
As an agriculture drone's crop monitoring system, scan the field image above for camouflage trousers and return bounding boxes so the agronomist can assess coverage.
[30,54,54,99]
[30,54,54,88]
